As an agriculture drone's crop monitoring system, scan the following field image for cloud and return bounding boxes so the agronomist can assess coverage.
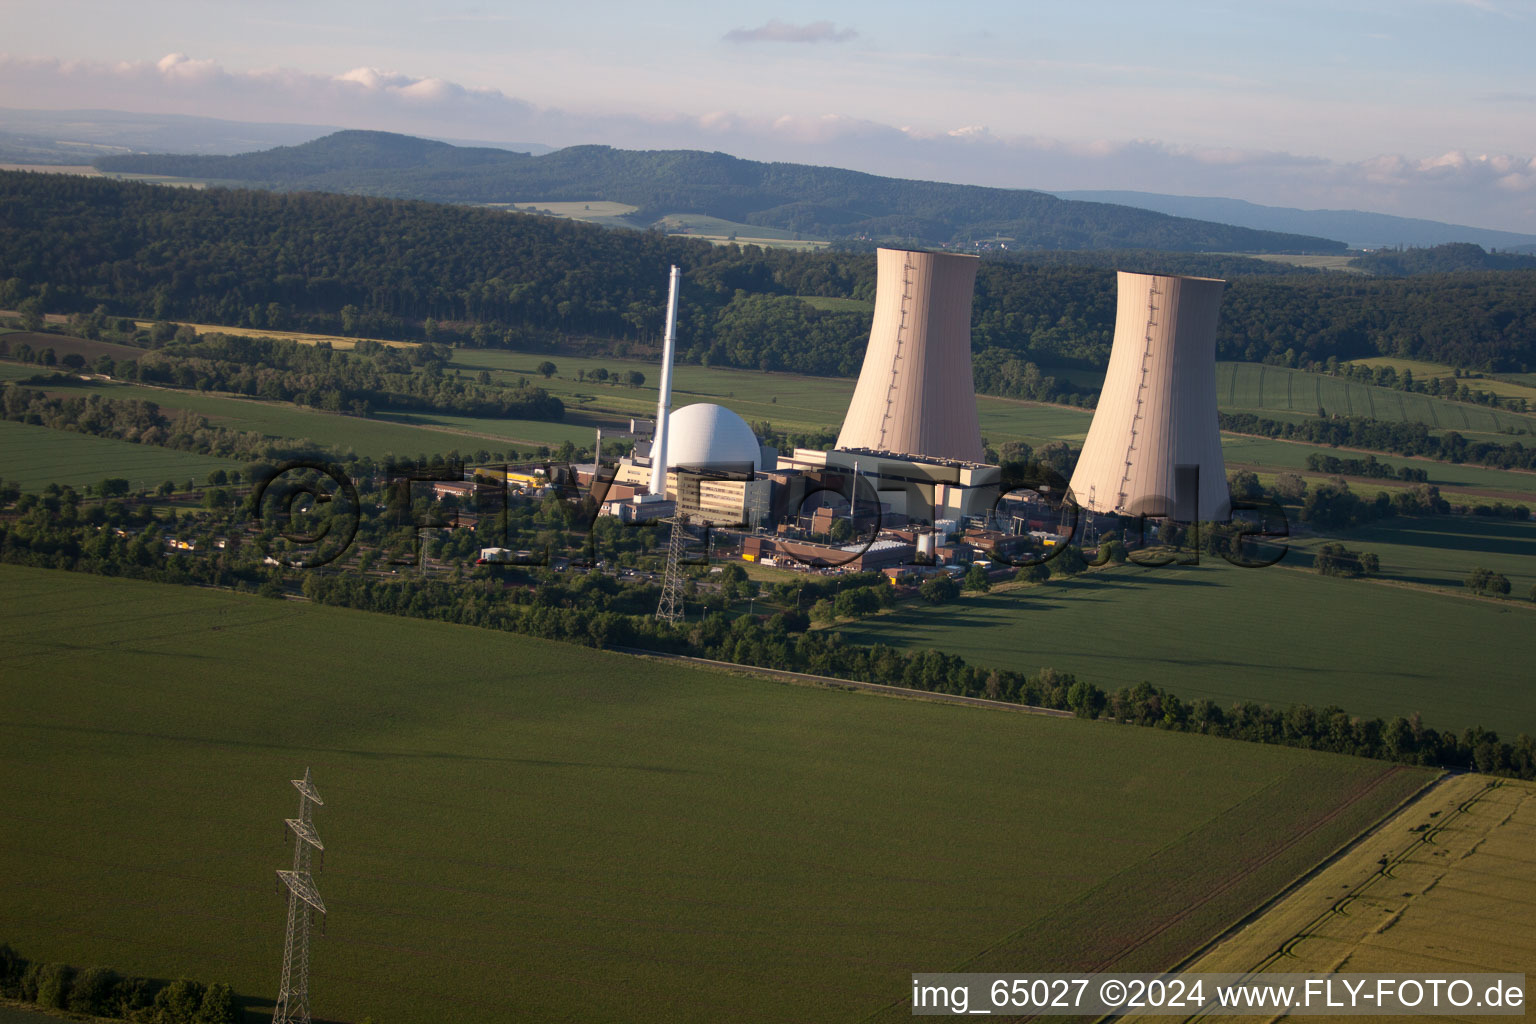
[2,52,1532,231]
[722,20,857,44]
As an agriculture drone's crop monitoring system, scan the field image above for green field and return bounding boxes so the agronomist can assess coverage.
[1287,514,1536,596]
[449,347,1100,444]
[1221,433,1536,498]
[1348,356,1536,404]
[835,562,1536,738]
[0,565,1430,1024]
[1216,253,1365,273]
[509,200,639,219]
[1218,362,1536,437]
[0,418,236,491]
[28,377,587,458]
[655,213,831,250]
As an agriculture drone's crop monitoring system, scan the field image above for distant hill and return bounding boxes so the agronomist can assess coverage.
[1052,189,1536,252]
[0,107,550,165]
[95,130,1346,254]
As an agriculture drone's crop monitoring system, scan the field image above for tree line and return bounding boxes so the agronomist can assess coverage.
[0,943,236,1023]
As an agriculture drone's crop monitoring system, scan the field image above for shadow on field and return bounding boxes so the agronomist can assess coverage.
[235,995,347,1024]
[0,722,703,775]
[1018,642,1436,680]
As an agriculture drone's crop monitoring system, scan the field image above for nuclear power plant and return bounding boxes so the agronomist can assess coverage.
[548,254,1231,575]
[1068,272,1230,522]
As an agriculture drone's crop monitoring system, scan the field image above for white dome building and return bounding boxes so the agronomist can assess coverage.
[664,403,763,473]
[609,402,771,526]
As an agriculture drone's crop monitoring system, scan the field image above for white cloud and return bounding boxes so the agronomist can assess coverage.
[1,52,1532,232]
[722,20,857,45]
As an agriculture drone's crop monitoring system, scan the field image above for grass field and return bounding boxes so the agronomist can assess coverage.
[1348,356,1536,404]
[1221,433,1536,498]
[1217,362,1536,437]
[1145,774,1536,1023]
[656,212,805,241]
[0,565,1430,1024]
[31,377,585,458]
[449,346,1100,444]
[655,213,832,250]
[507,200,639,219]
[1286,513,1536,595]
[1215,253,1365,273]
[834,562,1536,737]
[0,332,145,363]
[0,418,236,491]
[128,321,419,350]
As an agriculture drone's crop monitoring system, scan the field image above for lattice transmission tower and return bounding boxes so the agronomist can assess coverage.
[655,513,690,622]
[272,768,327,1024]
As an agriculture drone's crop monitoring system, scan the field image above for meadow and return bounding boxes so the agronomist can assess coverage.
[655,213,831,250]
[1217,252,1365,273]
[1217,361,1536,437]
[834,562,1536,738]
[1348,355,1536,404]
[1285,513,1536,595]
[1220,433,1536,498]
[448,346,1099,444]
[30,377,588,459]
[130,321,420,350]
[0,418,235,491]
[0,564,1429,1024]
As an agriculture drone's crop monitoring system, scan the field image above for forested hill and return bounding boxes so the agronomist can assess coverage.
[4,171,1535,377]
[95,130,1345,254]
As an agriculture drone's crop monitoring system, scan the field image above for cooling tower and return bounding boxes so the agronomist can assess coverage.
[836,248,985,464]
[1069,272,1230,521]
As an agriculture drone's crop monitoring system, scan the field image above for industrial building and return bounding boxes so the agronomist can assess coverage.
[1069,272,1230,522]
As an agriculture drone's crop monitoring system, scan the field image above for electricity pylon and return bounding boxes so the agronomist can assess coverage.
[273,768,326,1024]
[655,513,690,622]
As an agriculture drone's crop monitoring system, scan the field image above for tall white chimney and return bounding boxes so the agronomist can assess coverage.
[648,265,682,498]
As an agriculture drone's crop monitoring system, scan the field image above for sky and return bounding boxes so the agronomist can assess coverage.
[3,0,1535,230]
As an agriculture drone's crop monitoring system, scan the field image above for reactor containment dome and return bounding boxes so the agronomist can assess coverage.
[664,403,763,473]
[1069,271,1230,522]
[836,247,985,465]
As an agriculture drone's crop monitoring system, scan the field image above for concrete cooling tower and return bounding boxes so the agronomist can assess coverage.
[1069,271,1230,521]
[836,248,985,464]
